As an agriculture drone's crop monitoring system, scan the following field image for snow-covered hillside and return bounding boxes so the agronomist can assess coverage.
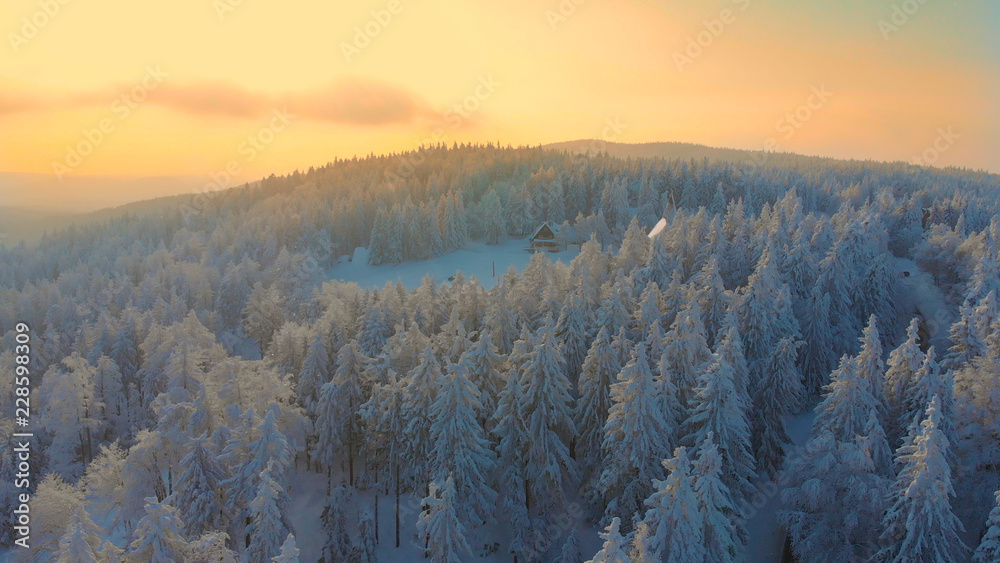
[4,145,1000,563]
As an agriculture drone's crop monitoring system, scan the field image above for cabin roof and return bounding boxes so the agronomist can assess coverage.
[529,221,559,241]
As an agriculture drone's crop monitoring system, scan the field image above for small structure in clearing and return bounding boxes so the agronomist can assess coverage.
[648,217,667,238]
[528,222,560,252]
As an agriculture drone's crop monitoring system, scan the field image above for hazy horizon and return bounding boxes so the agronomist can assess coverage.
[3,136,998,217]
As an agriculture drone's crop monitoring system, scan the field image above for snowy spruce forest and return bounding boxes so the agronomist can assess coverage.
[4,143,1000,563]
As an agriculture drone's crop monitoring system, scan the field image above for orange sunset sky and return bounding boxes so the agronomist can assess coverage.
[1,0,998,209]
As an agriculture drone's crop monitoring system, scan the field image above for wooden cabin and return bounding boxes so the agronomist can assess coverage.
[528,222,560,252]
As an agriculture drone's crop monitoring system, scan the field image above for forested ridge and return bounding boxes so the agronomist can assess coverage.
[2,142,1000,562]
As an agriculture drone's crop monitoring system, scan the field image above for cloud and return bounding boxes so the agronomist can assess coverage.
[150,82,272,119]
[0,92,44,115]
[290,80,437,125]
[0,78,435,126]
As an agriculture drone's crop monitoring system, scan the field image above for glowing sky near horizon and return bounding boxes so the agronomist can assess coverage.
[1,0,997,195]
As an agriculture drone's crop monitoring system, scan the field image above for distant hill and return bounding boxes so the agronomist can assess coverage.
[543,139,898,170]
[0,189,241,246]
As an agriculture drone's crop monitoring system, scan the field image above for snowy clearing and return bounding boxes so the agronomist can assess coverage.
[328,238,580,290]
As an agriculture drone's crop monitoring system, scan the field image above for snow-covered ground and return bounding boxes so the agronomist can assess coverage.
[893,257,952,348]
[328,238,580,290]
[743,409,819,563]
[285,467,603,562]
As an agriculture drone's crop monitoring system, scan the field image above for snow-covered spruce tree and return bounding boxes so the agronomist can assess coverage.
[485,298,521,356]
[557,291,592,383]
[556,527,582,563]
[900,347,949,429]
[585,517,630,563]
[780,431,887,562]
[403,347,442,488]
[644,321,666,377]
[322,486,354,562]
[975,291,1000,355]
[633,447,706,562]
[174,434,226,537]
[356,508,377,563]
[434,309,472,365]
[714,316,752,418]
[357,304,390,359]
[965,235,1000,309]
[683,348,755,527]
[597,342,670,528]
[864,258,901,339]
[901,347,959,470]
[367,206,390,266]
[417,477,472,563]
[797,286,836,398]
[359,369,407,547]
[750,337,804,477]
[734,242,782,375]
[220,407,291,543]
[974,490,1000,562]
[461,330,506,428]
[38,355,101,480]
[855,315,890,428]
[945,302,982,371]
[693,257,733,348]
[813,354,878,443]
[693,433,741,562]
[55,505,103,563]
[575,327,622,472]
[859,406,894,479]
[885,318,925,439]
[327,340,368,484]
[490,369,533,560]
[595,287,632,342]
[632,281,662,342]
[782,226,817,308]
[314,379,345,480]
[654,352,684,446]
[646,228,677,291]
[519,324,578,513]
[600,176,629,233]
[614,216,650,273]
[296,333,330,415]
[610,325,633,373]
[482,190,506,245]
[128,496,189,562]
[246,461,287,563]
[429,359,498,527]
[94,355,126,442]
[814,252,856,357]
[661,298,711,420]
[877,396,968,562]
[272,533,300,563]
